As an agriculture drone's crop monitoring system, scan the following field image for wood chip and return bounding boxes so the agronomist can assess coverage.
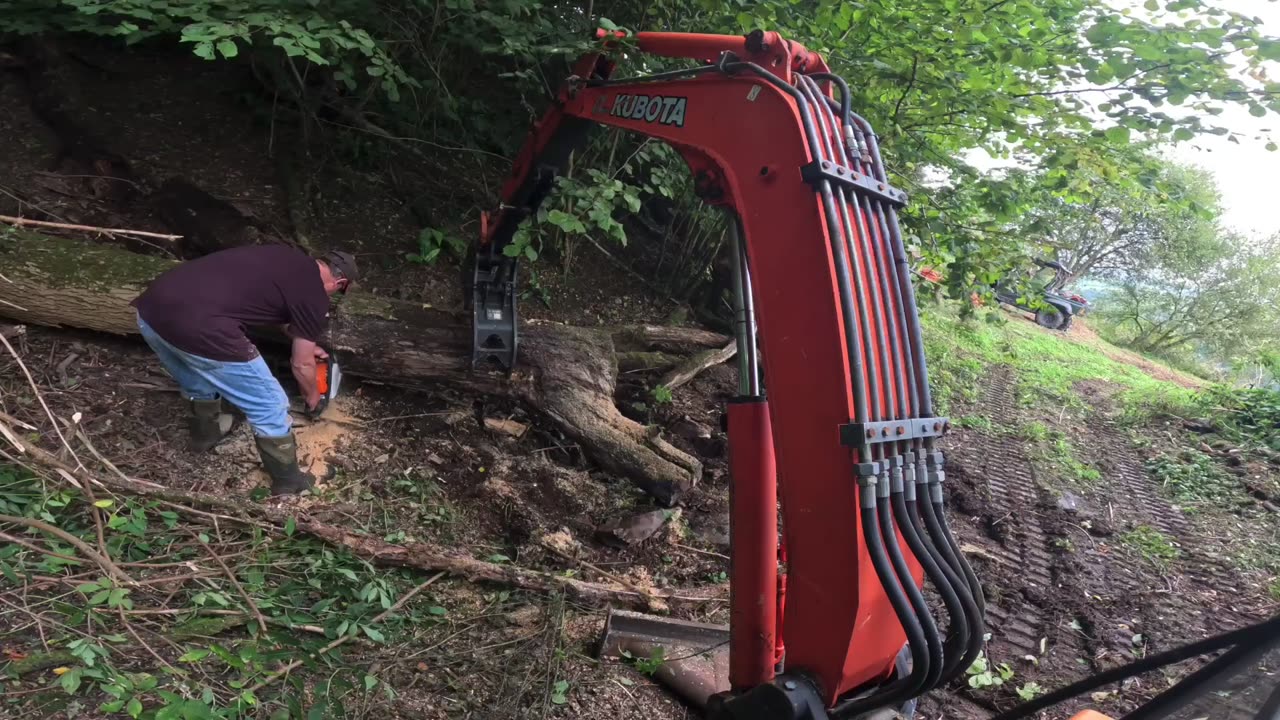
[484,417,529,438]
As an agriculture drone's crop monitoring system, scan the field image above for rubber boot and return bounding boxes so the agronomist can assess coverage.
[254,433,314,496]
[189,398,235,452]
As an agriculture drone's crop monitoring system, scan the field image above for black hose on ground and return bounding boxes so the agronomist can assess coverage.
[991,614,1280,720]
[1120,633,1280,720]
[1256,675,1280,720]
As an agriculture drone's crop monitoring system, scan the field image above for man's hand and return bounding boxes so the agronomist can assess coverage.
[313,346,328,360]
[305,390,323,411]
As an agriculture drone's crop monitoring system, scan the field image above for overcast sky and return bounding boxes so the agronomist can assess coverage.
[1164,0,1280,239]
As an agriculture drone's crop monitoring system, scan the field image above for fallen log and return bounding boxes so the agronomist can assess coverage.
[0,230,704,504]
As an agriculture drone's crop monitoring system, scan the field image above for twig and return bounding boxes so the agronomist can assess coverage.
[118,606,178,672]
[0,530,84,565]
[190,530,268,635]
[0,297,28,312]
[0,513,134,585]
[247,571,447,693]
[0,333,84,470]
[538,541,664,612]
[0,214,181,241]
[672,542,730,561]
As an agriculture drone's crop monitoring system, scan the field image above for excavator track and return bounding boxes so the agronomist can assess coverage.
[929,367,1276,719]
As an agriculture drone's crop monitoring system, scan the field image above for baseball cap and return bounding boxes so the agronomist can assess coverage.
[323,251,360,292]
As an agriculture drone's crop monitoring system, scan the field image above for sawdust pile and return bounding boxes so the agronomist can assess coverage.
[293,398,358,480]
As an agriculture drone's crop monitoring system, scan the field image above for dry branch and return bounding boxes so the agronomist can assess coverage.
[0,513,133,584]
[0,214,182,241]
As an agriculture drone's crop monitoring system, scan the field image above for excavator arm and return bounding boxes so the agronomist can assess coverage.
[470,30,985,718]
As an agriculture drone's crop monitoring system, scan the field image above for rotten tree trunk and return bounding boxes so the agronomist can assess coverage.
[0,231,705,504]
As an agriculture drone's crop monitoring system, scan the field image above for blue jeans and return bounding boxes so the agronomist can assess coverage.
[137,314,291,437]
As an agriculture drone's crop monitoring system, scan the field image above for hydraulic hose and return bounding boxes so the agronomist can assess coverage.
[1120,635,1280,720]
[896,458,962,691]
[798,74,949,706]
[1256,677,1280,720]
[835,480,932,717]
[895,465,976,685]
[877,469,939,697]
[915,465,985,674]
[812,71,976,687]
[992,614,1280,720]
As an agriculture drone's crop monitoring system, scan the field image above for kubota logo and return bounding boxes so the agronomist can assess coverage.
[595,94,688,127]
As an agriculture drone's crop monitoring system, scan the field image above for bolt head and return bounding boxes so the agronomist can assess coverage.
[784,680,798,691]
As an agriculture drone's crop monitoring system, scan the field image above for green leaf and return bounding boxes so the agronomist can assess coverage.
[284,517,296,537]
[1173,127,1194,142]
[1143,0,1158,9]
[127,697,143,718]
[192,42,215,61]
[1267,142,1278,152]
[427,606,448,616]
[362,625,386,642]
[1250,104,1268,118]
[217,40,238,59]
[1105,126,1131,143]
[523,245,538,262]
[179,648,211,663]
[364,674,378,691]
[60,668,83,694]
[92,499,113,508]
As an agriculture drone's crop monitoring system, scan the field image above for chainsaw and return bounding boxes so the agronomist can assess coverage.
[308,346,340,419]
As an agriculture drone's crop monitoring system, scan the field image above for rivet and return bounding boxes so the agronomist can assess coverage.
[897,426,906,435]
[881,429,890,437]
[933,422,941,431]
[866,429,875,438]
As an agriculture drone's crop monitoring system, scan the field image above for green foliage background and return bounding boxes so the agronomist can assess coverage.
[4,0,1280,301]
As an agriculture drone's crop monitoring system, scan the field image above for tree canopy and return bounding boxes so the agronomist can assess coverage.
[2,0,1279,300]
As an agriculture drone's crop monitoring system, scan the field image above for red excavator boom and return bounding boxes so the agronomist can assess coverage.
[468,29,986,719]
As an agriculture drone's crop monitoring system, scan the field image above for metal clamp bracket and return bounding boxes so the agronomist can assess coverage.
[800,160,908,207]
[471,254,518,371]
[839,417,949,448]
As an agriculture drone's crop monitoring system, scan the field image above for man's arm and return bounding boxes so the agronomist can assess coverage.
[290,336,321,410]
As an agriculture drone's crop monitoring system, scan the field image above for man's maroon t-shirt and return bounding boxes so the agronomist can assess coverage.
[133,244,328,362]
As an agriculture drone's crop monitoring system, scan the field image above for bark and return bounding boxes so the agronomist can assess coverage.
[0,231,703,504]
[658,340,737,391]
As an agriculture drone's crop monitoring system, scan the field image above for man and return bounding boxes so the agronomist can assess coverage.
[132,244,359,496]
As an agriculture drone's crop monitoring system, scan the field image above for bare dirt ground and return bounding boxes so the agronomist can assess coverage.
[2,40,1278,720]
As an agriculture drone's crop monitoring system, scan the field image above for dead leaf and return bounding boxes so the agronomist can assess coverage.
[3,647,27,661]
[959,542,1000,562]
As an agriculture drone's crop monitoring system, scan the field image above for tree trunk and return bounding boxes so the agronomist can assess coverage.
[0,231,705,505]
